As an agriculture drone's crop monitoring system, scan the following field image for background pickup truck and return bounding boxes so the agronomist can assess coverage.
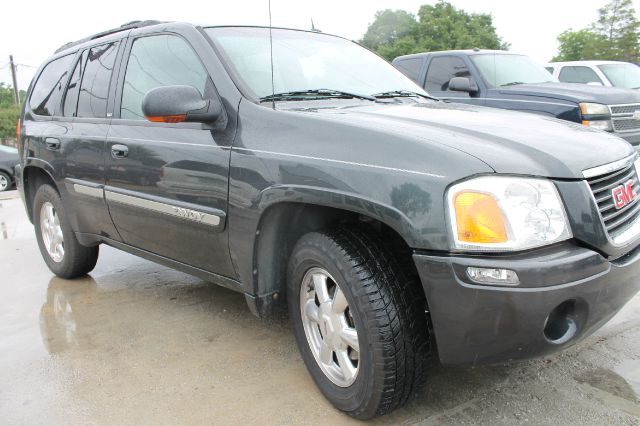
[392,50,640,149]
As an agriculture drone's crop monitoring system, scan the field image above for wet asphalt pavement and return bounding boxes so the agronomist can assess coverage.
[1,190,639,425]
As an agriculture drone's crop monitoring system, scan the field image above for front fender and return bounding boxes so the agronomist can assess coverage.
[256,185,421,248]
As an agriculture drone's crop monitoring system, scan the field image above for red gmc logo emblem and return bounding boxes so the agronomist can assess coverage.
[612,179,636,209]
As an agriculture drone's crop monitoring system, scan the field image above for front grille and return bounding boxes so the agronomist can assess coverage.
[611,104,640,115]
[610,103,640,133]
[612,118,640,132]
[586,160,640,238]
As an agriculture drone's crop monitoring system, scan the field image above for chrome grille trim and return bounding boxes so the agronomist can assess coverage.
[609,103,640,133]
[582,154,636,179]
[584,154,640,246]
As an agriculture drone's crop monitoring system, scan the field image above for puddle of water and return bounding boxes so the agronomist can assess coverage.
[615,360,640,399]
[575,361,640,404]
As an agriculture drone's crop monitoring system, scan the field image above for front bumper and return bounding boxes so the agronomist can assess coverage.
[413,242,640,365]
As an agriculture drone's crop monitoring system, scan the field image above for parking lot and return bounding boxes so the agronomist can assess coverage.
[0,189,639,425]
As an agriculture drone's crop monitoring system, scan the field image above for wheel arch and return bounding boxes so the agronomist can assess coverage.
[22,163,58,224]
[249,186,423,317]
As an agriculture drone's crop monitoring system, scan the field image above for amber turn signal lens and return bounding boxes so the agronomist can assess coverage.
[145,114,187,123]
[454,192,507,244]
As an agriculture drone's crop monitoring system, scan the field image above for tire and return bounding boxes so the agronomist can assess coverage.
[287,227,431,419]
[33,184,99,278]
[0,171,10,192]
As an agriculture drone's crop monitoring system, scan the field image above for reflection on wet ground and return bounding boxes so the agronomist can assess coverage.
[1,194,639,424]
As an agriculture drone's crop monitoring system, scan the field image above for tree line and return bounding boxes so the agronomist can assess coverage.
[361,0,639,63]
[0,84,25,144]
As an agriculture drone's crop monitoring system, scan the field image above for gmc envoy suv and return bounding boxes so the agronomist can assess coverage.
[16,21,640,419]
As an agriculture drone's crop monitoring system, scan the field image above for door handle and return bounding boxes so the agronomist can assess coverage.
[45,137,61,150]
[111,144,129,159]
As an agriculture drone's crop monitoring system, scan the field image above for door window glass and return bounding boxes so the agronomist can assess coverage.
[76,42,119,118]
[29,54,74,116]
[121,35,208,120]
[425,56,470,92]
[558,66,602,84]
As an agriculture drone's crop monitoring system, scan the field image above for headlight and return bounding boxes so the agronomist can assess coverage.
[579,102,610,115]
[447,176,572,251]
[582,119,613,131]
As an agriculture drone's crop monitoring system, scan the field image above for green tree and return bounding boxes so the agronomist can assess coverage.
[554,0,640,62]
[361,10,417,50]
[361,1,509,61]
[414,2,508,52]
[552,29,607,61]
[593,0,640,61]
[0,83,24,141]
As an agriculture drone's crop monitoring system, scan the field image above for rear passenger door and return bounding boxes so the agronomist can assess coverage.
[105,32,236,278]
[26,42,122,240]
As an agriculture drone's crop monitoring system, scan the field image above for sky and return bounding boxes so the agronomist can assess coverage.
[1,0,638,91]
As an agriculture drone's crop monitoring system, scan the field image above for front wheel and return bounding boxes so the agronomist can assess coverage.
[33,184,99,278]
[287,228,431,419]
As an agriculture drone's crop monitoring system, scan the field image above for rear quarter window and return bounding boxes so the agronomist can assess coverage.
[29,55,74,116]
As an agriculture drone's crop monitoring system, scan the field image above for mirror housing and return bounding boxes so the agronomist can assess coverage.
[448,77,478,93]
[142,85,221,123]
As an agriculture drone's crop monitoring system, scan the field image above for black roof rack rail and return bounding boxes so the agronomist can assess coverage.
[54,20,165,54]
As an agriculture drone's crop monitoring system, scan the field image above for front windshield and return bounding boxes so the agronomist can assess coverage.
[205,27,427,99]
[598,64,640,89]
[471,54,557,87]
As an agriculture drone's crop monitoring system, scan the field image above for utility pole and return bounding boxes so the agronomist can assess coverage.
[9,55,19,104]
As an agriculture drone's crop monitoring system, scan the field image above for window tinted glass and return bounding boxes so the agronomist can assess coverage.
[76,42,118,118]
[425,56,470,92]
[558,66,602,84]
[545,67,554,74]
[395,58,424,83]
[63,51,86,117]
[121,35,208,120]
[29,55,73,116]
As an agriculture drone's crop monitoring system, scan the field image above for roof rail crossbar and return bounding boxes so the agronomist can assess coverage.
[54,20,165,54]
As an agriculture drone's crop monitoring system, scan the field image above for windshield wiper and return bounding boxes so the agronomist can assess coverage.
[500,81,527,86]
[260,89,375,102]
[372,90,439,101]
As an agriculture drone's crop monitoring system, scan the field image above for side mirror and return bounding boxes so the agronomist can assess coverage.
[448,77,478,93]
[142,85,221,123]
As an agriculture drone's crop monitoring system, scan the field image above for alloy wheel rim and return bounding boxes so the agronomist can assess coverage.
[0,175,7,191]
[300,267,360,387]
[40,202,64,262]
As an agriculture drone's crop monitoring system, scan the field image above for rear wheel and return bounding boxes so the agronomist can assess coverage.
[33,184,99,278]
[287,227,431,419]
[0,172,10,192]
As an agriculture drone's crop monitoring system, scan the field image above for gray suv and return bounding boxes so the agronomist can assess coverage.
[16,21,640,419]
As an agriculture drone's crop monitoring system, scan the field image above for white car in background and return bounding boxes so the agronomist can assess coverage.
[546,60,640,89]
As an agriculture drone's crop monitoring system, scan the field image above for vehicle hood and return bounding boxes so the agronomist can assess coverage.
[283,100,634,179]
[494,82,640,105]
